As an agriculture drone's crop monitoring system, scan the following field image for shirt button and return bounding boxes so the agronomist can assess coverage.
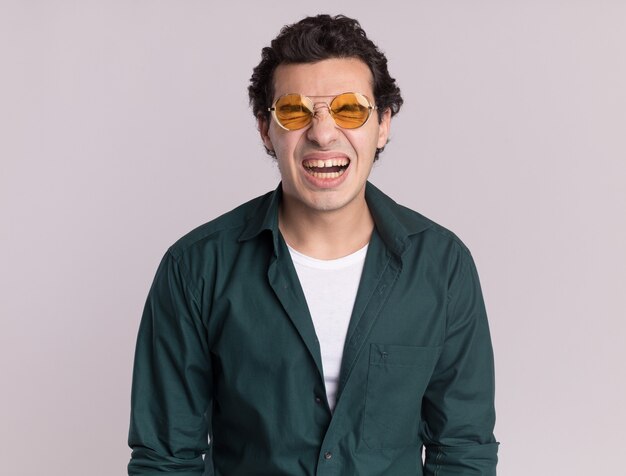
[324,451,333,460]
[315,396,322,404]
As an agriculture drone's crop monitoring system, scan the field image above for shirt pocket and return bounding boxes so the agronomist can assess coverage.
[362,343,440,449]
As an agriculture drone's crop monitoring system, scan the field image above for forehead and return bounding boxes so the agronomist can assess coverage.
[272,57,374,100]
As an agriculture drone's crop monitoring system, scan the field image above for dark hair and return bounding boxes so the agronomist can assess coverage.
[248,14,403,159]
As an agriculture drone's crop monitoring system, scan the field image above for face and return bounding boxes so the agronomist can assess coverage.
[259,58,391,218]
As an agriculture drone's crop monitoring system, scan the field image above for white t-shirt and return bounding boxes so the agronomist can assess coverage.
[288,243,368,410]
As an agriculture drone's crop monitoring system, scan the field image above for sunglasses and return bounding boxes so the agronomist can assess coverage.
[268,92,377,131]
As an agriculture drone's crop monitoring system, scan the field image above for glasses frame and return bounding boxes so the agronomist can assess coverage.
[267,92,377,131]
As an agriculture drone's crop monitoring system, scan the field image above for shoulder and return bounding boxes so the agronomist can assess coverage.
[367,182,471,257]
[398,201,467,247]
[166,190,275,261]
[383,197,480,297]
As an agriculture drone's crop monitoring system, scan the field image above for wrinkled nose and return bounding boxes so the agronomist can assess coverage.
[306,103,339,147]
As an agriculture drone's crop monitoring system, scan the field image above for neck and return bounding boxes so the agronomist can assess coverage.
[279,192,374,260]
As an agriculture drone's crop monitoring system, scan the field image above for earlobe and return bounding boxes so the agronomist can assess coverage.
[258,115,274,152]
[376,108,392,149]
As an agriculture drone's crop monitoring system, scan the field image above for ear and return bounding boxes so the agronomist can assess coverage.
[257,115,274,152]
[376,108,392,149]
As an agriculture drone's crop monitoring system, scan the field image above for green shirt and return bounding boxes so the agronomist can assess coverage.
[128,182,498,475]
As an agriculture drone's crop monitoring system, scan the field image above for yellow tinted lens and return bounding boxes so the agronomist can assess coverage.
[274,94,313,130]
[330,93,371,128]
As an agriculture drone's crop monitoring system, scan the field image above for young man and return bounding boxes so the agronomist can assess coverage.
[128,14,498,476]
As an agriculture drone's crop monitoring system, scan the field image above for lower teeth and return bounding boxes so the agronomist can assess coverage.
[308,170,344,178]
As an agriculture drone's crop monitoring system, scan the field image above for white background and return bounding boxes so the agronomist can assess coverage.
[1,1,625,474]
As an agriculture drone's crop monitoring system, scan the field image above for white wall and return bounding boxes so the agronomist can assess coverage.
[1,1,624,474]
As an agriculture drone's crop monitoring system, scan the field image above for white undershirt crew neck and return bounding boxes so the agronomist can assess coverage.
[288,243,368,410]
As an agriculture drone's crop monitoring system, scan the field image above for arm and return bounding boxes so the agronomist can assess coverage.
[128,250,212,475]
[421,246,499,475]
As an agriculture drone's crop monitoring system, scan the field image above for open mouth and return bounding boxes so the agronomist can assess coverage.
[302,158,350,179]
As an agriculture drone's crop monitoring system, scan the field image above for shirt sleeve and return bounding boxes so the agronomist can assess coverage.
[128,250,212,476]
[421,245,499,475]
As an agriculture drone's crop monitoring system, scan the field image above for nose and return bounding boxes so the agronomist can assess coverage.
[305,102,339,147]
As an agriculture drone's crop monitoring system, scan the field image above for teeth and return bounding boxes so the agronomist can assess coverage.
[304,158,349,169]
[309,170,344,178]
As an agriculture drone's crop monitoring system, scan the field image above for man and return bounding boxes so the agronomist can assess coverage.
[128,14,498,476]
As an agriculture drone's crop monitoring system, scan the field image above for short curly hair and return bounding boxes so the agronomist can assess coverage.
[248,14,403,160]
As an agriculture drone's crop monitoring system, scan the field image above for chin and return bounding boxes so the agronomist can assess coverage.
[307,192,356,213]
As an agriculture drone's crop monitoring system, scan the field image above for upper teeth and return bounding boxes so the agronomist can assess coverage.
[305,159,349,168]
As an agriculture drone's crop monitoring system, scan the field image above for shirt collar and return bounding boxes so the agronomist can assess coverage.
[238,181,433,258]
[237,183,283,254]
[364,181,432,256]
